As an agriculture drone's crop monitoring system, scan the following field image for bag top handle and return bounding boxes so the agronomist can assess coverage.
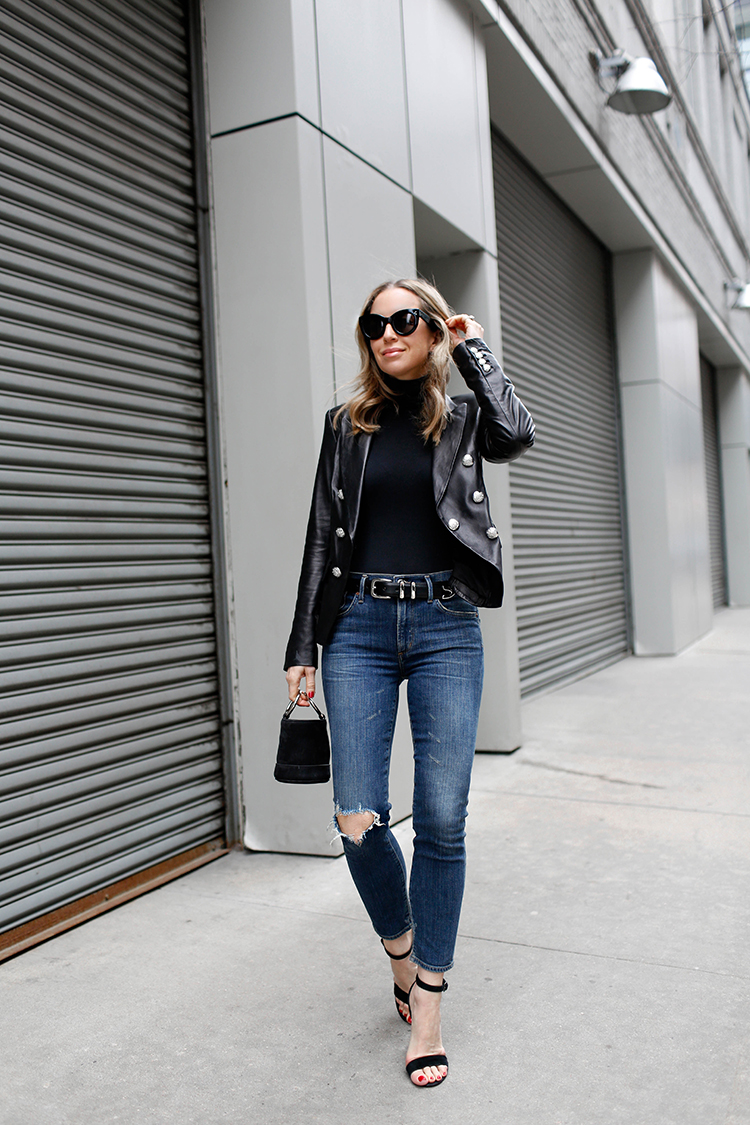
[283,691,326,721]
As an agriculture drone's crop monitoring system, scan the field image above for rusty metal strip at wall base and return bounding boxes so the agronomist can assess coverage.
[0,839,227,963]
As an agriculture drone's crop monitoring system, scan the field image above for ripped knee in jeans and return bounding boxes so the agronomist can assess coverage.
[333,806,383,845]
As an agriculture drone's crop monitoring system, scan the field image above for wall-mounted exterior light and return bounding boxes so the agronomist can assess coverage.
[590,49,672,114]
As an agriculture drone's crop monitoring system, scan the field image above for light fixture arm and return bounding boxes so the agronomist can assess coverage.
[724,279,750,309]
[590,48,633,90]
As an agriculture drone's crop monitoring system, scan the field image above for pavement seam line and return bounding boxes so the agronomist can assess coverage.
[165,887,749,983]
[459,932,749,979]
[160,888,369,925]
[521,760,665,787]
[472,789,750,817]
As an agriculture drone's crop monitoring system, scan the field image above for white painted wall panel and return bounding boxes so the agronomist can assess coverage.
[320,140,418,818]
[619,380,673,651]
[403,0,489,249]
[614,250,712,653]
[472,25,498,259]
[717,367,750,605]
[316,0,410,189]
[203,0,319,136]
[322,137,416,392]
[418,247,521,749]
[663,391,712,649]
[655,264,703,410]
[211,118,338,854]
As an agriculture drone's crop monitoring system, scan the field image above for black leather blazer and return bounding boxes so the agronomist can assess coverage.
[284,339,535,670]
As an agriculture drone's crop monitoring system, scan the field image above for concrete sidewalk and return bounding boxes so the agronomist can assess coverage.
[1,610,749,1125]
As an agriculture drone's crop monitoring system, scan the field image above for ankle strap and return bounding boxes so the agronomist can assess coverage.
[381,937,413,961]
[415,974,448,993]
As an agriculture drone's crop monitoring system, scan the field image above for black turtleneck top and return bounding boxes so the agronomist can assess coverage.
[349,373,455,575]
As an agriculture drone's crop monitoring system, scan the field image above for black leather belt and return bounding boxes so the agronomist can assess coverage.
[347,576,455,601]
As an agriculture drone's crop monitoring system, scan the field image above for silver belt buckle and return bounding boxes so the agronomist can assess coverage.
[371,578,390,599]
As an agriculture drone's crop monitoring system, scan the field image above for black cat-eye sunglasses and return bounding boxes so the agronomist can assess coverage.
[358,308,437,341]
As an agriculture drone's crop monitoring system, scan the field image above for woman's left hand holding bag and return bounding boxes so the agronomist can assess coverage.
[276,664,329,784]
[286,664,317,705]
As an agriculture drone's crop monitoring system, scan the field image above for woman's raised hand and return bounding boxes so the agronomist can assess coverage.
[445,313,484,353]
[286,665,317,705]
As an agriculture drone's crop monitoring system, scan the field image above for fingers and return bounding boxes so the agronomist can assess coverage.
[444,314,484,353]
[445,313,484,335]
[286,666,303,702]
[287,666,305,702]
[286,666,316,705]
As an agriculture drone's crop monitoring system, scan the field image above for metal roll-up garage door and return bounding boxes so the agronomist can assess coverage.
[0,0,226,952]
[700,355,727,608]
[492,130,629,696]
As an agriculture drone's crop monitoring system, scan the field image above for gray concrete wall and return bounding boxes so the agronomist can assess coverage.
[202,0,523,852]
[200,0,750,850]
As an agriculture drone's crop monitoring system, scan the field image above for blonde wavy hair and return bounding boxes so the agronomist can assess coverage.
[334,278,454,444]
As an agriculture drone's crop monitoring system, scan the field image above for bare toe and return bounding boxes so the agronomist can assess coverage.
[409,1065,445,1086]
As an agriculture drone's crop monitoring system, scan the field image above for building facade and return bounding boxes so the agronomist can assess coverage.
[1,0,750,957]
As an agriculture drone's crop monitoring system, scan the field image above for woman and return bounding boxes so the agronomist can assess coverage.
[284,279,534,1087]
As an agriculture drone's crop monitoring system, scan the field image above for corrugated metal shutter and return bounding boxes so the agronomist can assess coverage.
[0,0,225,938]
[700,355,727,608]
[492,130,629,696]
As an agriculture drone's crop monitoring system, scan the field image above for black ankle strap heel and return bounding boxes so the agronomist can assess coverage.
[381,937,413,961]
[405,975,449,1087]
[381,937,414,1024]
[414,974,448,993]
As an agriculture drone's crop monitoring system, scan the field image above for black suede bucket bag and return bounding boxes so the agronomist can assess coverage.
[274,692,330,784]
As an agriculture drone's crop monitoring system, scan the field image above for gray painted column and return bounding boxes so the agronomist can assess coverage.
[202,0,340,855]
[419,248,522,750]
[203,0,418,853]
[716,367,750,605]
[209,116,341,855]
[612,250,712,654]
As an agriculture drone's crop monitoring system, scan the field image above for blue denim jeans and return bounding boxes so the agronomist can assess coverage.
[321,571,484,973]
